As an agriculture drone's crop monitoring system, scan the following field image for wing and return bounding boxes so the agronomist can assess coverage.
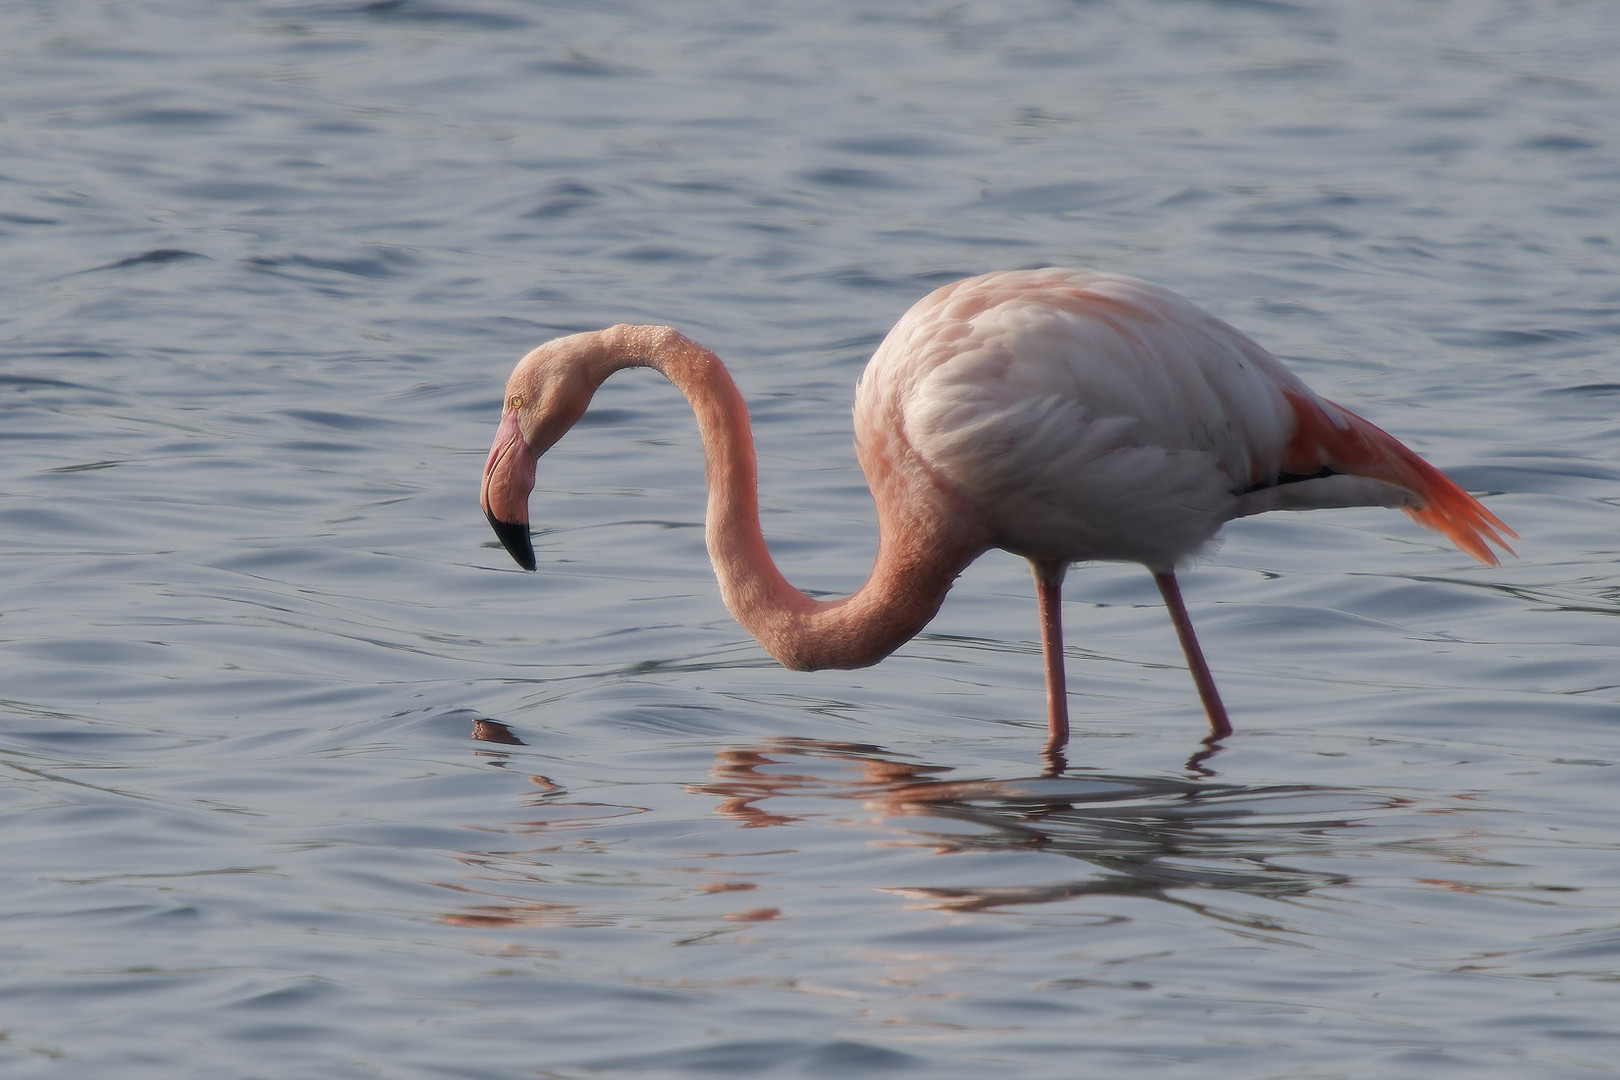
[856,269,1298,567]
[855,268,1511,569]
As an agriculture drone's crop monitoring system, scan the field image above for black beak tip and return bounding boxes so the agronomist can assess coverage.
[486,512,537,571]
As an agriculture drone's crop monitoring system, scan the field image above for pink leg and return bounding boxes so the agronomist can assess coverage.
[1030,560,1071,754]
[1153,571,1232,739]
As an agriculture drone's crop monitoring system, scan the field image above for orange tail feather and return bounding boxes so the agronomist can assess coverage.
[1281,390,1516,566]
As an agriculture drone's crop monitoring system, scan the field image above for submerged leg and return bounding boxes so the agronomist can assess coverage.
[1030,559,1071,754]
[1153,570,1232,739]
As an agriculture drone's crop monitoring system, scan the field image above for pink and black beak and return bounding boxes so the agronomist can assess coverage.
[480,405,538,571]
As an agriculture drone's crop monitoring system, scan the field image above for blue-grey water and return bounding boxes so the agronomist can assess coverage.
[3,1,1618,1076]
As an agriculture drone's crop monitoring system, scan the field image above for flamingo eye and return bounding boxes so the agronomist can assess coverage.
[508,394,524,410]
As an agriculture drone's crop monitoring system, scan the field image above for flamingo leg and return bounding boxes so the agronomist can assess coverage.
[1030,559,1071,754]
[1153,570,1232,739]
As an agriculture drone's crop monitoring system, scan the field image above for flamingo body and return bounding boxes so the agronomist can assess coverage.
[481,268,1513,754]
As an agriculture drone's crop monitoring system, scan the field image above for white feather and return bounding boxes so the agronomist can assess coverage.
[857,268,1322,570]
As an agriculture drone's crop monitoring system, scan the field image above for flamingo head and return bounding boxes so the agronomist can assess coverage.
[481,400,538,570]
[479,334,604,571]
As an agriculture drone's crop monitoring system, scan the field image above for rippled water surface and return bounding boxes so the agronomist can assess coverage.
[3,1,1619,1076]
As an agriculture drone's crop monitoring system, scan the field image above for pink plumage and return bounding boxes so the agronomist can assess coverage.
[481,268,1513,758]
[861,268,1510,569]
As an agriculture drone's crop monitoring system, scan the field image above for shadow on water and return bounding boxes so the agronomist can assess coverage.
[687,737,1365,912]
[454,721,1381,921]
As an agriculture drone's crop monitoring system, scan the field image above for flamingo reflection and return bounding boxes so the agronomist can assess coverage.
[691,737,1370,912]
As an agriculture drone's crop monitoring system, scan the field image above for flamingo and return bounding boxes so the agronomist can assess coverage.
[480,268,1513,754]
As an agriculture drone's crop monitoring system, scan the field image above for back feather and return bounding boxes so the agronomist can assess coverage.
[1280,390,1515,565]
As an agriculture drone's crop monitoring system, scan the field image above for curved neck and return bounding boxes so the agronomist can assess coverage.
[600,325,983,672]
